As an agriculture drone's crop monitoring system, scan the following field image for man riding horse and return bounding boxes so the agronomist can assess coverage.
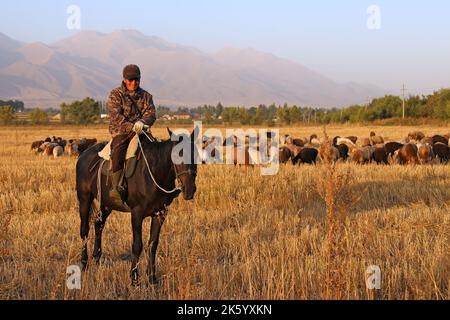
[108,64,156,202]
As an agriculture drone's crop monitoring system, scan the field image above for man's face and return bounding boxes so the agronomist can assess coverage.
[124,78,140,92]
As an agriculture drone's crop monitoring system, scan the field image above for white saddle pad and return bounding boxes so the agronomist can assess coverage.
[98,135,140,161]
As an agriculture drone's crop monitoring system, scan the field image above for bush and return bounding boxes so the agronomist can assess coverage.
[30,108,49,124]
[0,106,15,125]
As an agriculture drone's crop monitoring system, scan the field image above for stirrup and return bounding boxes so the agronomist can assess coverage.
[109,187,127,204]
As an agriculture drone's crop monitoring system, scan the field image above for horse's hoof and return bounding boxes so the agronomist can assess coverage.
[131,279,140,287]
[130,272,140,287]
[93,256,102,265]
[149,275,158,285]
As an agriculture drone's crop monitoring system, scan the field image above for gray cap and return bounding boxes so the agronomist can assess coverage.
[123,64,141,80]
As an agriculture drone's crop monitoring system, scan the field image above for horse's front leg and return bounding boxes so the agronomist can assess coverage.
[147,212,166,284]
[130,211,144,286]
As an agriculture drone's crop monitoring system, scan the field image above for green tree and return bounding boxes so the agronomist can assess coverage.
[156,106,171,117]
[204,110,215,124]
[238,108,250,125]
[30,108,49,124]
[61,97,101,125]
[0,106,15,125]
[277,105,291,124]
[427,89,450,120]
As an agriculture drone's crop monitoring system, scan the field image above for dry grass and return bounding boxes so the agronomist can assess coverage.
[0,124,449,300]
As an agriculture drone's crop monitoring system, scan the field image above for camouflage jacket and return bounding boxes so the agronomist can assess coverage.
[108,82,156,137]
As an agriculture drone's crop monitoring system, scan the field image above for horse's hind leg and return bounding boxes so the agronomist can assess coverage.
[93,208,111,264]
[79,194,93,271]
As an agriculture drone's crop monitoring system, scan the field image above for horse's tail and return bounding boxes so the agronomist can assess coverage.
[76,141,108,203]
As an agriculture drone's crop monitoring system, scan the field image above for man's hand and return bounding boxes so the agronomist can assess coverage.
[133,121,145,135]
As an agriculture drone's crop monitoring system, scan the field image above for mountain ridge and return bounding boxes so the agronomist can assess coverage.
[0,30,385,108]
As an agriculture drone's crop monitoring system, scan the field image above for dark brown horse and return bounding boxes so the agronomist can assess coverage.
[76,128,198,285]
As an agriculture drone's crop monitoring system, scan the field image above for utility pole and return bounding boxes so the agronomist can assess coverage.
[401,84,407,119]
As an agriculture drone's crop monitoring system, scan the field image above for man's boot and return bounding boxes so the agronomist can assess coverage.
[110,170,126,203]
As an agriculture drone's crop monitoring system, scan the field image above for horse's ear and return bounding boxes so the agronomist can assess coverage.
[167,127,173,138]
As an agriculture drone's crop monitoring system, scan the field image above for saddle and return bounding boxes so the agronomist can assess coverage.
[97,135,141,179]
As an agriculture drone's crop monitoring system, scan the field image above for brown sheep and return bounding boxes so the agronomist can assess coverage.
[285,142,302,159]
[408,131,425,141]
[31,140,44,151]
[372,147,388,165]
[279,146,292,164]
[351,146,375,164]
[361,138,372,147]
[420,137,433,145]
[319,144,339,163]
[370,132,384,145]
[43,144,55,156]
[398,144,419,165]
[417,144,434,164]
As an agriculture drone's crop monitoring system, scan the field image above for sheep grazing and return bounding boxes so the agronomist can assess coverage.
[337,144,349,161]
[420,137,433,145]
[319,144,339,163]
[279,146,292,164]
[372,147,388,165]
[432,135,449,146]
[361,138,372,147]
[53,146,64,159]
[352,146,375,164]
[351,149,365,164]
[31,140,44,151]
[384,142,404,158]
[285,140,302,159]
[433,143,450,163]
[417,144,434,164]
[292,148,318,165]
[43,144,54,156]
[370,132,384,145]
[286,136,305,147]
[346,136,358,144]
[408,131,425,142]
[336,137,356,149]
[398,144,419,165]
[309,134,321,147]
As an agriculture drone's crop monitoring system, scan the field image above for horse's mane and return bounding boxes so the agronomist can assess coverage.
[139,137,173,163]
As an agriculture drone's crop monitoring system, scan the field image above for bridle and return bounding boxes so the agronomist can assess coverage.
[174,165,197,181]
[137,130,196,194]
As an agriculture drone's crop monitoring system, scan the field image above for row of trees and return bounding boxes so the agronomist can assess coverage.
[319,89,450,124]
[1,89,449,125]
[154,89,449,125]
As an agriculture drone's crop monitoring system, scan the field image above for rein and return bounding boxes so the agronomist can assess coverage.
[137,131,193,194]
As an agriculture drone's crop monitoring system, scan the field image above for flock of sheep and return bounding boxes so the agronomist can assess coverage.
[30,130,450,166]
[31,136,97,159]
[280,131,450,165]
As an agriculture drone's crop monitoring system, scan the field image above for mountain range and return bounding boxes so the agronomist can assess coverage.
[0,30,385,108]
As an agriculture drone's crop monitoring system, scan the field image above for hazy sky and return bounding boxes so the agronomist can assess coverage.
[1,0,450,94]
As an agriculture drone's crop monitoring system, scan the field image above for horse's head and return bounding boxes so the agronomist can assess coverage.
[168,128,198,200]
